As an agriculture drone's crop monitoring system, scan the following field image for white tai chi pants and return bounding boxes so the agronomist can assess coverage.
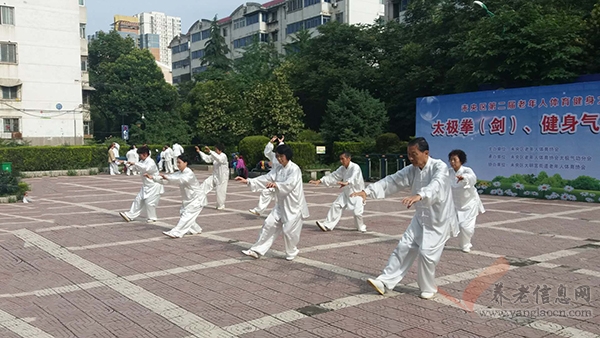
[164,160,174,174]
[458,217,476,250]
[376,218,447,294]
[164,204,203,238]
[320,194,365,231]
[109,162,119,175]
[204,175,228,209]
[250,206,303,259]
[124,192,161,221]
[253,188,276,213]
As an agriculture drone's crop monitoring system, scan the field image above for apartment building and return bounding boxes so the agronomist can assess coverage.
[171,0,385,84]
[136,12,182,66]
[0,0,92,145]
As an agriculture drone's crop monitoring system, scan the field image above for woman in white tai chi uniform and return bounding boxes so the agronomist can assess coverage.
[448,149,485,253]
[352,137,458,300]
[196,144,229,210]
[146,154,211,238]
[236,144,309,261]
[249,135,284,216]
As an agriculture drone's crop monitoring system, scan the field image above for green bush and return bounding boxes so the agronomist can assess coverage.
[238,136,270,168]
[287,142,315,169]
[568,175,600,191]
[67,170,78,176]
[0,146,108,172]
[0,170,19,196]
[297,129,324,145]
[375,133,407,154]
[333,141,374,157]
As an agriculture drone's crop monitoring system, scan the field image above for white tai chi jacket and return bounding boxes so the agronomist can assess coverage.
[132,158,164,199]
[199,151,229,184]
[450,166,485,222]
[365,157,459,245]
[156,167,210,210]
[264,142,282,170]
[172,143,184,157]
[320,162,365,210]
[126,149,139,164]
[248,160,309,223]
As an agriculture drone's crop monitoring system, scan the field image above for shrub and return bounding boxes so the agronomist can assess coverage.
[287,142,315,169]
[568,175,600,191]
[238,136,271,168]
[67,170,78,176]
[297,129,324,145]
[333,142,372,157]
[0,146,107,172]
[0,170,19,196]
[375,133,408,154]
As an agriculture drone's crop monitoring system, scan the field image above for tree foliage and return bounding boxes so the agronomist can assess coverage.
[320,85,388,144]
[202,16,231,71]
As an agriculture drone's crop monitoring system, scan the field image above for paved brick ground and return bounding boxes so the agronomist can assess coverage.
[0,171,599,337]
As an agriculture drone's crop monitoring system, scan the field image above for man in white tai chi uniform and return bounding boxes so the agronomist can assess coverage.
[119,146,164,223]
[249,135,284,216]
[236,144,309,261]
[125,145,139,176]
[146,154,211,238]
[196,144,229,210]
[352,137,458,299]
[310,152,366,232]
[162,145,175,174]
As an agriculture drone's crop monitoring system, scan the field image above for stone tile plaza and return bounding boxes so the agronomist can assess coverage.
[0,172,599,338]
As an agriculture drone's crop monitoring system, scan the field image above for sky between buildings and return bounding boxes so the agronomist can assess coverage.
[86,0,244,35]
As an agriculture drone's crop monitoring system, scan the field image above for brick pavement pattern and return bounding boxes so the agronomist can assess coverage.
[0,172,599,337]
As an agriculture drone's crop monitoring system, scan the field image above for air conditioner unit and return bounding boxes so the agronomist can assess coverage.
[332,2,338,7]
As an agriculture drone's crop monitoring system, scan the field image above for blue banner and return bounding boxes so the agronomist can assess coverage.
[415,82,600,181]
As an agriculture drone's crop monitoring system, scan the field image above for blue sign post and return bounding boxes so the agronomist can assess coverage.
[121,125,129,141]
[416,81,600,202]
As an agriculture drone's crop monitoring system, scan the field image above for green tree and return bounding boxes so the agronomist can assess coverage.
[202,16,231,71]
[187,78,248,145]
[234,39,282,90]
[244,66,305,138]
[90,48,177,140]
[128,111,191,145]
[88,30,136,75]
[285,23,381,131]
[320,85,388,144]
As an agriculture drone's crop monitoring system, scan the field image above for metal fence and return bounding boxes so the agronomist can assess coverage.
[354,154,408,182]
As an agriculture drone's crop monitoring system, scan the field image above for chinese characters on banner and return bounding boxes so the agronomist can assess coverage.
[415,82,600,180]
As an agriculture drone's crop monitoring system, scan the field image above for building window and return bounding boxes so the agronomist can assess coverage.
[288,0,303,12]
[0,6,14,25]
[191,49,205,59]
[222,28,227,37]
[191,32,201,42]
[304,0,320,7]
[246,13,259,26]
[233,18,246,30]
[3,118,19,132]
[83,120,93,136]
[78,0,85,5]
[271,32,278,42]
[201,29,211,40]
[81,56,88,71]
[400,0,410,11]
[335,12,344,23]
[0,43,16,63]
[1,86,19,100]
[79,23,86,38]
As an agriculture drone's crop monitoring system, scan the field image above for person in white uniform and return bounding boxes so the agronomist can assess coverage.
[195,144,229,210]
[249,135,284,216]
[448,149,485,253]
[352,137,458,300]
[310,152,367,232]
[125,145,139,176]
[146,154,211,238]
[119,146,164,223]
[162,145,175,174]
[111,142,121,175]
[172,142,185,170]
[236,144,309,261]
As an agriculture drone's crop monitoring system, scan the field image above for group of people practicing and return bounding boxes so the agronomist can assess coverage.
[116,136,485,300]
[107,142,185,175]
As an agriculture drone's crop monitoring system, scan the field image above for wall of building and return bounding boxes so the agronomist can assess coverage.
[0,0,86,145]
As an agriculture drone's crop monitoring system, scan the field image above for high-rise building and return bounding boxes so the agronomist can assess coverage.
[135,12,182,66]
[170,0,385,84]
[113,14,140,40]
[0,0,92,145]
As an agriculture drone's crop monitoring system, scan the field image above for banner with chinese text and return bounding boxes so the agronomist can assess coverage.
[416,82,600,182]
